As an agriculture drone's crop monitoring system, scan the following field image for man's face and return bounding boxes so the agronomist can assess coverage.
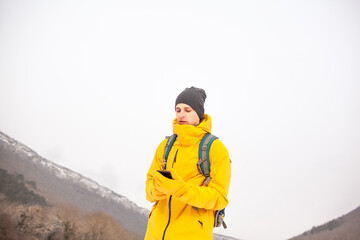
[175,103,200,126]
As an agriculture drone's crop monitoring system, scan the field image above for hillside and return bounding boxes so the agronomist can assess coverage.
[0,163,138,239]
[0,131,148,238]
[0,167,46,206]
[289,206,360,240]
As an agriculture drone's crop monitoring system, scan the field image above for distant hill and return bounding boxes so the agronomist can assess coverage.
[0,131,148,239]
[0,130,240,240]
[289,206,360,240]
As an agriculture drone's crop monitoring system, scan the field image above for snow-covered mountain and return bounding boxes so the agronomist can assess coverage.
[0,130,148,237]
[0,131,149,216]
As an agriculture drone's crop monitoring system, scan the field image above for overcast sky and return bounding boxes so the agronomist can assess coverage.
[1,1,360,239]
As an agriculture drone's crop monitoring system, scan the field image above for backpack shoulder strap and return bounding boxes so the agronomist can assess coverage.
[198,133,229,229]
[198,133,218,186]
[162,134,177,170]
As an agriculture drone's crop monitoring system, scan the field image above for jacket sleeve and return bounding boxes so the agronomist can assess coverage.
[173,139,231,210]
[145,139,167,203]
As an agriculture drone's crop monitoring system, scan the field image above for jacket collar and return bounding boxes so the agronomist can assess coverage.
[172,114,212,146]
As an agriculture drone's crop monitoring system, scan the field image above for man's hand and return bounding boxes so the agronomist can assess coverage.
[153,169,187,196]
[150,178,167,200]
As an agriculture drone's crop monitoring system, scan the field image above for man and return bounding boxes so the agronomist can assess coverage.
[145,87,231,240]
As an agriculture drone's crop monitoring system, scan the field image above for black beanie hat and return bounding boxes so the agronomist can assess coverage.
[175,87,207,120]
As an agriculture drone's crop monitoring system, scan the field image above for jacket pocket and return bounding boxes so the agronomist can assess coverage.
[193,207,204,229]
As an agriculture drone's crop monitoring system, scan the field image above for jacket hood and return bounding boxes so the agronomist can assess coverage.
[172,114,212,146]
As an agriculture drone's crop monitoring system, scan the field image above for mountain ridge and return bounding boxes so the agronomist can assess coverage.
[288,205,360,240]
[0,130,148,217]
[0,130,148,237]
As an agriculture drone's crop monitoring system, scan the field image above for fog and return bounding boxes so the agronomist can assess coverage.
[1,1,360,239]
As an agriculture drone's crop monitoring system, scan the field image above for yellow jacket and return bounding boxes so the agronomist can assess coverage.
[145,115,231,240]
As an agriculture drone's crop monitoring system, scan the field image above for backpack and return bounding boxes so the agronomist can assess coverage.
[162,133,228,229]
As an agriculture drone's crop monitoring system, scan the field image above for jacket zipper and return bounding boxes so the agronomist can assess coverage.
[162,149,178,240]
[162,196,172,240]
